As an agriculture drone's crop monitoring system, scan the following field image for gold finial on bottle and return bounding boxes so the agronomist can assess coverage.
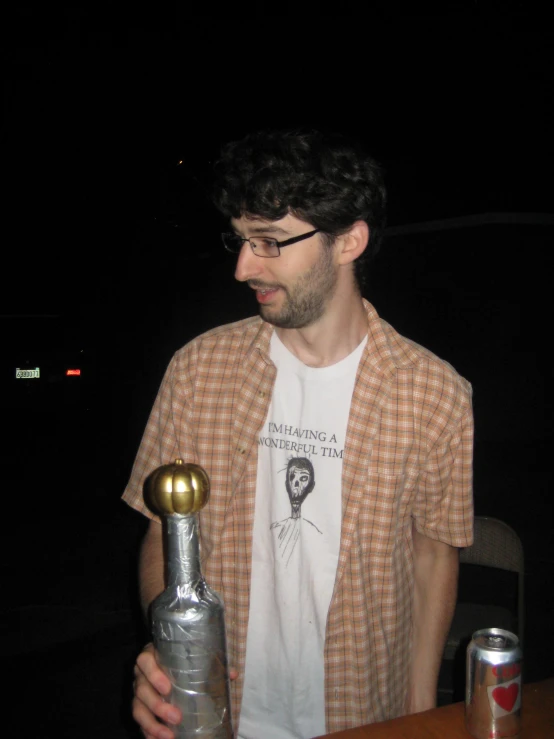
[144,459,210,515]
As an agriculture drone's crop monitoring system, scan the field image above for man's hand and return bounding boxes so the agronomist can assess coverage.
[133,643,180,739]
[132,643,239,739]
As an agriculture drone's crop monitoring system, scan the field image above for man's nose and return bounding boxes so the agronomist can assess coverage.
[234,242,263,283]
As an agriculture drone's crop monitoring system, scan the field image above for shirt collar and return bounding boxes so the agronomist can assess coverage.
[245,299,419,374]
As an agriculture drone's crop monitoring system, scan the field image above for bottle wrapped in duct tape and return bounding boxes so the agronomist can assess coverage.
[144,459,233,738]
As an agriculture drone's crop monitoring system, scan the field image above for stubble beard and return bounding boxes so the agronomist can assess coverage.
[260,247,338,329]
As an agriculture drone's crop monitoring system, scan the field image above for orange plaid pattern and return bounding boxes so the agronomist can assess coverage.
[122,300,474,734]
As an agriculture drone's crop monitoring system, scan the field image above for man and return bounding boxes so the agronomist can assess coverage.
[124,129,474,739]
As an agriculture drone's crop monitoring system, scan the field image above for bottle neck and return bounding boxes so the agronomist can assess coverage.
[165,514,202,587]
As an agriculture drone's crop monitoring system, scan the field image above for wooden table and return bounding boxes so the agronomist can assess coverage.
[317,679,554,738]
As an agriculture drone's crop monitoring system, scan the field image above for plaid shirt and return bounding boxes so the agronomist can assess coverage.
[122,299,474,735]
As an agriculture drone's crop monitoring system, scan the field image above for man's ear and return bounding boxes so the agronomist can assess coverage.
[336,221,370,265]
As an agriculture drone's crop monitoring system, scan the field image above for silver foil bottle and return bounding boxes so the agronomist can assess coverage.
[145,459,233,738]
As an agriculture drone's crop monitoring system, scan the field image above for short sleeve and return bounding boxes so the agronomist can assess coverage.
[121,355,187,520]
[412,399,474,548]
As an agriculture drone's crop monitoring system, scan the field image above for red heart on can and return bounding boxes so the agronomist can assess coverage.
[492,683,519,712]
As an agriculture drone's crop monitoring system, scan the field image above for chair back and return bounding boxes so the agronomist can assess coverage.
[438,515,525,705]
[460,515,525,650]
[460,516,524,573]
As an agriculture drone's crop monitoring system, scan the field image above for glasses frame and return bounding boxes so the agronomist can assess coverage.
[222,228,320,258]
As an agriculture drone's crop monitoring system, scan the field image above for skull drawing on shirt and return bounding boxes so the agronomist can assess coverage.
[271,456,321,565]
[285,457,315,519]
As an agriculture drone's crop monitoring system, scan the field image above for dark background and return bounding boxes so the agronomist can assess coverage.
[2,4,553,737]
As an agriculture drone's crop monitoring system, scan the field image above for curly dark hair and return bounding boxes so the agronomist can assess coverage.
[212,128,387,288]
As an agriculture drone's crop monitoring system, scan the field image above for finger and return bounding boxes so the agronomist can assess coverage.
[133,694,178,739]
[136,647,172,696]
[134,670,182,724]
[229,667,239,681]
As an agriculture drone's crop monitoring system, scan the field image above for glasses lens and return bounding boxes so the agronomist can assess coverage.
[222,233,243,253]
[250,238,279,257]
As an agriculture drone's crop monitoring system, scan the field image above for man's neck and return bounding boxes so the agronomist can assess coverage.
[275,295,368,368]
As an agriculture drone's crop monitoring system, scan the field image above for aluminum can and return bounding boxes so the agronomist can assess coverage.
[465,628,522,739]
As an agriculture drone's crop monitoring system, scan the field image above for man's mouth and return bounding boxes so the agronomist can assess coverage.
[249,283,281,304]
[256,287,279,304]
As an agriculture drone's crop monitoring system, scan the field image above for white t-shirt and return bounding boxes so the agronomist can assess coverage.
[239,331,367,739]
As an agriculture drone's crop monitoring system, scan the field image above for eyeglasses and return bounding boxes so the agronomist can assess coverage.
[221,229,320,258]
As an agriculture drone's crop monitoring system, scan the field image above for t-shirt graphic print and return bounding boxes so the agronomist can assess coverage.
[270,454,322,567]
